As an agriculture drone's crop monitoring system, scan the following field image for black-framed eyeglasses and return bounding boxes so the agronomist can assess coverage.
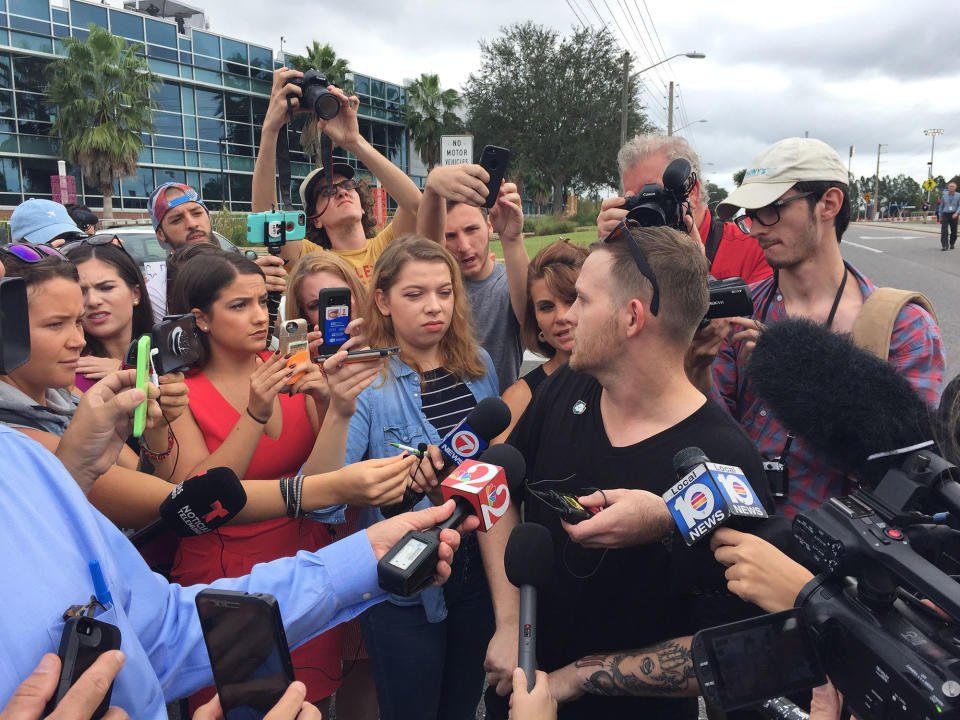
[0,241,67,263]
[317,179,359,198]
[600,219,660,316]
[734,191,816,234]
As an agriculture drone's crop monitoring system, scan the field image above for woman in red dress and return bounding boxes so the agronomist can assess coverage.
[166,247,343,715]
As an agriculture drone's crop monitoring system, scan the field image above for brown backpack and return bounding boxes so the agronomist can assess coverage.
[851,288,938,360]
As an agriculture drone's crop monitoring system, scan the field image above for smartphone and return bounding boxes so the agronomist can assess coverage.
[692,608,825,712]
[44,616,122,719]
[196,590,295,719]
[152,314,201,375]
[276,318,309,389]
[133,334,151,437]
[318,286,351,356]
[0,277,30,373]
[340,346,400,364]
[479,145,510,209]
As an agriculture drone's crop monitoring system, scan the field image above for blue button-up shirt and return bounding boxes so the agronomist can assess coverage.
[941,190,960,216]
[0,425,384,719]
[344,350,499,621]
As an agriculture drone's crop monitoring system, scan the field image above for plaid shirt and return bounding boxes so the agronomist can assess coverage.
[711,264,945,517]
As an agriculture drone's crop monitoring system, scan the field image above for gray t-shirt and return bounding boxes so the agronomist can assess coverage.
[464,262,522,393]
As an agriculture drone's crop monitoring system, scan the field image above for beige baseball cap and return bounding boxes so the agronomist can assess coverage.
[717,137,849,220]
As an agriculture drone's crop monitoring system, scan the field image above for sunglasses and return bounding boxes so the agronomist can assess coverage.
[600,219,660,316]
[0,241,68,263]
[61,234,125,254]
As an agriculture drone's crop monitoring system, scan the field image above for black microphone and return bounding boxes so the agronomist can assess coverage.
[747,317,934,480]
[504,522,555,691]
[381,397,512,517]
[129,467,247,548]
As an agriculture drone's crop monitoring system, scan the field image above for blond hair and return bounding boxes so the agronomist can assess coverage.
[284,251,367,322]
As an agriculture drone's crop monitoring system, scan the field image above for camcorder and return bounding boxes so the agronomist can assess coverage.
[245,207,306,251]
[288,70,340,120]
[123,314,203,376]
[693,449,960,719]
[702,276,753,328]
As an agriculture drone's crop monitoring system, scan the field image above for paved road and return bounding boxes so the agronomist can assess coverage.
[840,222,959,376]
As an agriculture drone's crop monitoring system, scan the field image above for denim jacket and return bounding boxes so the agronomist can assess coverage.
[344,349,499,622]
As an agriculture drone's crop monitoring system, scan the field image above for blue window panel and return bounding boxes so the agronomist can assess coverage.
[183,116,197,139]
[250,66,271,82]
[229,172,251,201]
[221,37,246,64]
[222,74,249,91]
[148,44,177,62]
[151,82,180,113]
[354,75,369,95]
[108,9,142,40]
[195,88,222,119]
[198,140,218,153]
[184,139,197,150]
[121,166,153,198]
[192,53,219,71]
[179,51,191,64]
[0,155,20,190]
[180,74,195,104]
[195,68,222,85]
[386,84,400,103]
[0,132,17,152]
[249,45,271,70]
[178,64,192,80]
[145,18,175,47]
[192,30,219,58]
[0,90,11,115]
[70,0,106,28]
[10,0,46,20]
[147,58,178,76]
[53,24,69,38]
[178,37,190,51]
[184,151,198,166]
[197,117,224,141]
[19,135,58,156]
[152,135,183,149]
[250,78,270,94]
[52,7,67,22]
[223,94,250,123]
[198,152,220,169]
[200,172,222,200]
[0,55,9,89]
[0,0,5,11]
[71,27,88,41]
[186,170,199,189]
[151,111,182,136]
[154,150,184,167]
[138,147,152,163]
[15,92,51,121]
[10,31,50,53]
[371,79,384,98]
[10,16,48,34]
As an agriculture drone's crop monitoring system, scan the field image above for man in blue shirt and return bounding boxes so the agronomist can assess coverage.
[940,182,959,250]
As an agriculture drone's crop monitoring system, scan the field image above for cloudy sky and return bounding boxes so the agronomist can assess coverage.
[188,0,959,194]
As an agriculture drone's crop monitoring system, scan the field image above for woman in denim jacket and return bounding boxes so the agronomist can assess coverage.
[342,236,499,720]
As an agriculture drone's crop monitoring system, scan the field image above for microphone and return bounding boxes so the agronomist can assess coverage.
[747,317,933,478]
[504,522,555,690]
[377,444,525,596]
[663,447,768,545]
[129,467,247,548]
[381,397,512,517]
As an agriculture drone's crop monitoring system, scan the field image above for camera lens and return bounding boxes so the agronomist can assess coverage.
[313,91,340,121]
[285,321,298,333]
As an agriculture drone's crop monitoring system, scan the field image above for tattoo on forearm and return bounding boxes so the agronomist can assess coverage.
[575,638,697,697]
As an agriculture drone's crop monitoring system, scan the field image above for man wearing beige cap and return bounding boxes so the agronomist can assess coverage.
[690,137,945,518]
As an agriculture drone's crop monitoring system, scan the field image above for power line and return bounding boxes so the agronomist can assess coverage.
[565,0,587,28]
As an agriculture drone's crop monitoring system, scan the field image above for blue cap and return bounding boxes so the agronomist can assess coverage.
[10,198,83,244]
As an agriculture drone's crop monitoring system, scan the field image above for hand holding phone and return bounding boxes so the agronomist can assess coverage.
[133,335,151,438]
[318,287,352,356]
[43,617,123,720]
[479,145,510,209]
[277,319,309,389]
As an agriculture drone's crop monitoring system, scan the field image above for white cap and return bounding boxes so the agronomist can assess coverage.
[717,137,848,220]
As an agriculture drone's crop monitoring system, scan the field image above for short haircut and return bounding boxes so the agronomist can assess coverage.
[590,224,708,347]
[521,240,588,356]
[793,180,851,241]
[285,250,367,322]
[618,133,708,206]
[445,200,489,217]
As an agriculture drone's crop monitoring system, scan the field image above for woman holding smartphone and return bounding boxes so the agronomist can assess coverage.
[337,235,499,720]
[166,247,410,715]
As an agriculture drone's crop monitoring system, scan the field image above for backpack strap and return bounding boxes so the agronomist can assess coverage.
[704,218,725,267]
[851,288,937,360]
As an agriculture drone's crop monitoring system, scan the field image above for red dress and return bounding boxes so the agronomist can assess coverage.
[173,354,341,708]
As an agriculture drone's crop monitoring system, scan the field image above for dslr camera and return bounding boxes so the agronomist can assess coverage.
[692,450,960,719]
[622,157,696,230]
[288,70,340,120]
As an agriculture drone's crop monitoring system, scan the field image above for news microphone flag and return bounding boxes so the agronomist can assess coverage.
[663,448,767,546]
[438,397,511,466]
[439,445,519,532]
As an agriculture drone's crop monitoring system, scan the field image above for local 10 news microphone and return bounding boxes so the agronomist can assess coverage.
[129,467,247,548]
[662,448,769,545]
[380,396,512,518]
[378,443,524,596]
[504,522,554,690]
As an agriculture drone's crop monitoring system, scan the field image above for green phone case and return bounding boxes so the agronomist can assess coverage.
[133,334,151,437]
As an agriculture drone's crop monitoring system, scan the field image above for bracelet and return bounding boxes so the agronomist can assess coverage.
[139,428,175,461]
[246,407,269,424]
[279,476,287,506]
[285,474,304,519]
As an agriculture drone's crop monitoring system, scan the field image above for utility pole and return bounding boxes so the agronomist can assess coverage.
[667,81,674,136]
[848,145,854,179]
[874,144,884,221]
[924,129,943,203]
[619,51,630,194]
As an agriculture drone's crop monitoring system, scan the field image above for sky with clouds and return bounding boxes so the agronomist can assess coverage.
[186,0,960,194]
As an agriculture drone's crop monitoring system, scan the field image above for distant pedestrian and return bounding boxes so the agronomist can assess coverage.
[940,182,959,250]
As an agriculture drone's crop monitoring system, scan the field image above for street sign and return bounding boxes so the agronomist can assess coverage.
[441,135,473,166]
[923,178,937,191]
[863,193,872,202]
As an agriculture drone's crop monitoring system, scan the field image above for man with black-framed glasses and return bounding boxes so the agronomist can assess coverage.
[478,222,772,720]
[690,137,944,519]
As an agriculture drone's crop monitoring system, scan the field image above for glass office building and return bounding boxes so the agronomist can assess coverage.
[0,0,409,212]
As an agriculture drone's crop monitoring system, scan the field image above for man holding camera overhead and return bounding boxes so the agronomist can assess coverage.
[252,68,422,286]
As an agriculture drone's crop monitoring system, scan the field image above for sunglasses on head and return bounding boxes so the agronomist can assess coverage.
[600,219,660,316]
[61,234,125,254]
[0,241,68,263]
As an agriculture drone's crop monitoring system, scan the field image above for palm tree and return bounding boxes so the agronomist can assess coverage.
[288,42,352,167]
[45,25,158,219]
[403,74,463,171]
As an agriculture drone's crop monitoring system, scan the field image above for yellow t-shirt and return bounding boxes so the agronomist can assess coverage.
[299,223,396,287]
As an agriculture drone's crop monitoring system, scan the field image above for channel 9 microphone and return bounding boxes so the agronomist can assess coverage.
[504,523,554,690]
[129,467,247,548]
[381,397,512,517]
[663,448,768,545]
[378,444,524,596]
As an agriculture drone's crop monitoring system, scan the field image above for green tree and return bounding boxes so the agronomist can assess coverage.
[732,168,746,187]
[403,73,463,171]
[45,25,157,219]
[706,181,727,208]
[288,41,352,167]
[464,22,655,214]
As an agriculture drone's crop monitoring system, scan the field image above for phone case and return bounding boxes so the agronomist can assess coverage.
[133,334,151,437]
[196,590,295,719]
[44,616,122,720]
[479,145,510,209]
[318,286,352,355]
[276,318,309,387]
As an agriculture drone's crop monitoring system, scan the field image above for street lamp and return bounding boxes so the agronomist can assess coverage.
[674,119,707,134]
[635,52,706,75]
[923,128,943,203]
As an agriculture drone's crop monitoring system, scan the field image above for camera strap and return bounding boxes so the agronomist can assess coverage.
[705,217,725,267]
[276,97,294,209]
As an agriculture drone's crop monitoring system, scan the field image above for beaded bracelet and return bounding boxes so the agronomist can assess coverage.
[139,428,174,461]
